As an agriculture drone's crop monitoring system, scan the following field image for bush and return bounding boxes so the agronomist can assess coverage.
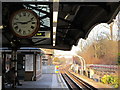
[101,75,119,88]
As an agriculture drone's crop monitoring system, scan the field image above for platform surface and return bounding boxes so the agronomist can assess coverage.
[16,73,68,89]
[69,70,113,89]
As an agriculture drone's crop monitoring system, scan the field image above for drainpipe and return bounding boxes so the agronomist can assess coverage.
[32,53,37,81]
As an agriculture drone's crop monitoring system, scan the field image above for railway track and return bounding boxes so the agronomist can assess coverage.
[61,70,97,90]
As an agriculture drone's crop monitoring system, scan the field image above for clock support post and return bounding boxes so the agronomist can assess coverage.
[11,48,18,88]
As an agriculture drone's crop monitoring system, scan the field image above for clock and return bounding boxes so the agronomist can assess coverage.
[9,9,40,38]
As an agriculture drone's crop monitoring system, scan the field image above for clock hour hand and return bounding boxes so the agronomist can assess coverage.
[15,22,28,24]
[15,17,35,24]
[25,17,35,23]
[15,20,33,24]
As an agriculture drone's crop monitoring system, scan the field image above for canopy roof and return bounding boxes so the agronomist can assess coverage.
[2,2,120,50]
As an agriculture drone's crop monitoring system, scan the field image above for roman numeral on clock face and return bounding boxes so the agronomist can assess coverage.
[18,13,22,17]
[28,13,30,17]
[23,31,26,34]
[28,30,31,32]
[15,18,18,20]
[14,26,18,30]
[13,23,17,26]
[31,17,34,20]
[32,22,35,24]
[17,29,21,33]
[31,26,35,29]
[23,12,26,16]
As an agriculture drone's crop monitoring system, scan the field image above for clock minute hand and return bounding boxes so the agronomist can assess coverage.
[26,20,32,23]
[26,18,35,23]
[25,17,35,23]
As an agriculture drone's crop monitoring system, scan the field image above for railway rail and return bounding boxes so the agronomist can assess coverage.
[61,70,97,90]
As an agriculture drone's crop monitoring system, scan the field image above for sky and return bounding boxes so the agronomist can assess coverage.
[54,11,120,56]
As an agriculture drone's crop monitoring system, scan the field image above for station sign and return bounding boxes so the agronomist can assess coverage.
[32,31,50,39]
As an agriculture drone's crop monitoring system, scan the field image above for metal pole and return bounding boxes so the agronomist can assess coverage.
[75,55,83,75]
[11,49,17,69]
[11,49,17,87]
[75,54,86,75]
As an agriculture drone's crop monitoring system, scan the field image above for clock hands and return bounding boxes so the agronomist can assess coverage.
[15,21,27,24]
[15,17,35,24]
[25,19,34,24]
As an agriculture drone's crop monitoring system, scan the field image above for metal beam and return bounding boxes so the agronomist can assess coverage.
[41,14,50,19]
[25,4,51,15]
[59,17,72,24]
[33,38,47,44]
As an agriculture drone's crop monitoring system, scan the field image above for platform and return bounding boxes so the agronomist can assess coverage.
[69,70,113,89]
[16,73,68,89]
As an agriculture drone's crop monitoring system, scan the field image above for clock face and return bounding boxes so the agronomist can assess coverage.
[10,9,39,38]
